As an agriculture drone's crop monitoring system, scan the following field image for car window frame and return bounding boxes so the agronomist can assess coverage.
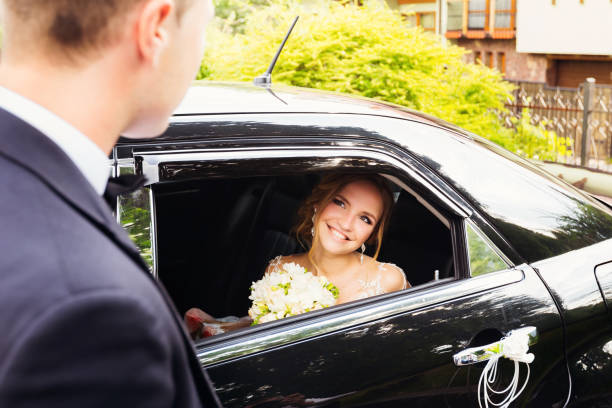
[119,142,524,365]
[112,156,159,278]
[135,143,470,283]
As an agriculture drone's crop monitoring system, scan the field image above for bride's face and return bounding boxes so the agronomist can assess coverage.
[315,180,384,256]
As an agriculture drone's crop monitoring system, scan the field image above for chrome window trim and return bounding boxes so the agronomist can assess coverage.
[109,158,116,178]
[197,266,526,366]
[134,146,472,218]
[114,158,135,224]
[465,219,514,271]
[114,157,158,277]
[149,186,159,279]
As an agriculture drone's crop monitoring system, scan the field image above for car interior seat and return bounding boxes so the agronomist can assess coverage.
[224,175,316,315]
[154,178,261,316]
[378,191,454,287]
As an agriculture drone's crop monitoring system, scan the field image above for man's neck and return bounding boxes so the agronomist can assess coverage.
[0,59,133,156]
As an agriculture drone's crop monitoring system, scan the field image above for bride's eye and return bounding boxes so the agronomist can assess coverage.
[360,215,372,225]
[332,198,345,208]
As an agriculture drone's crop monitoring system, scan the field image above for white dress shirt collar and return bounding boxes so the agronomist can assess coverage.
[0,86,109,196]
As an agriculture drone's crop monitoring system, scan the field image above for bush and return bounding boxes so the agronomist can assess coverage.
[202,0,563,161]
[212,0,270,34]
[508,108,572,161]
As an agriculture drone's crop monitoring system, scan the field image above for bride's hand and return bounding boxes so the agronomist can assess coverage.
[184,308,252,339]
[184,308,217,339]
[201,316,252,337]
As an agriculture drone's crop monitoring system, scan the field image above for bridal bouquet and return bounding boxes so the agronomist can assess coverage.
[248,262,339,324]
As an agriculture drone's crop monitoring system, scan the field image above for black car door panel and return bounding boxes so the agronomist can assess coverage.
[533,239,612,407]
[200,265,566,407]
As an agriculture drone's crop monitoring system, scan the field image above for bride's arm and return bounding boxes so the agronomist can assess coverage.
[380,263,410,292]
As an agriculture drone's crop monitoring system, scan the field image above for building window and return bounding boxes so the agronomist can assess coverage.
[485,51,494,68]
[495,0,514,29]
[447,1,464,31]
[497,52,506,74]
[403,11,436,32]
[464,0,516,31]
[468,0,487,29]
[419,12,436,32]
[474,50,482,64]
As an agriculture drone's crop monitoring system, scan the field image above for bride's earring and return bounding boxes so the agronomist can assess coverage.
[311,209,317,237]
[360,243,366,264]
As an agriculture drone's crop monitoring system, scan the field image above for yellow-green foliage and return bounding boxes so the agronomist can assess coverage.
[201,0,515,141]
[509,108,572,161]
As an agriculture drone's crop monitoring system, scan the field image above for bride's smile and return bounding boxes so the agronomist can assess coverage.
[315,180,383,256]
[327,224,349,241]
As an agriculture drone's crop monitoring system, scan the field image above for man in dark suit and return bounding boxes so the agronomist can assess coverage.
[0,0,220,407]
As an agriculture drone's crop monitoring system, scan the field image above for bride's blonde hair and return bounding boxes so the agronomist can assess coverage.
[294,173,394,261]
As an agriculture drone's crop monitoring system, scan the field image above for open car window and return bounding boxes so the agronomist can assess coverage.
[150,173,455,320]
[113,145,518,364]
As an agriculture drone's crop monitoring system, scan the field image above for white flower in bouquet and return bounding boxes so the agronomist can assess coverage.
[248,262,339,324]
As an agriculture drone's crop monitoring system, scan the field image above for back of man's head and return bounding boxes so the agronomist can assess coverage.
[3,0,192,62]
[0,0,213,150]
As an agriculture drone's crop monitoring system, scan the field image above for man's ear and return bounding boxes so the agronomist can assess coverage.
[136,0,174,66]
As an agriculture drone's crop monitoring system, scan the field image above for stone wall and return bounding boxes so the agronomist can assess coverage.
[454,38,547,83]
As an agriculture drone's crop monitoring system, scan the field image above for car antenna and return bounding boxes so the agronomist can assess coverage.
[253,16,299,87]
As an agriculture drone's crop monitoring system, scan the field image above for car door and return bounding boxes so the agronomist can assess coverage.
[122,143,566,408]
[197,237,566,408]
[112,130,570,407]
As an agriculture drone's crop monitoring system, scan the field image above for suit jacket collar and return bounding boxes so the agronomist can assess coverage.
[0,107,148,272]
[0,86,110,195]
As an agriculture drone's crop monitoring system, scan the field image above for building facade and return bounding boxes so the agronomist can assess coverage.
[394,0,612,88]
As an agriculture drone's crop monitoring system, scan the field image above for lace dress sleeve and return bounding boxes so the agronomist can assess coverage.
[266,255,284,275]
[356,262,408,299]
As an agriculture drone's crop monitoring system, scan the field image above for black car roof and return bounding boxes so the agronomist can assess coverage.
[174,81,447,127]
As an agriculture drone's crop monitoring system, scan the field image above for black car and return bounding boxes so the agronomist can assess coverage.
[111,82,612,407]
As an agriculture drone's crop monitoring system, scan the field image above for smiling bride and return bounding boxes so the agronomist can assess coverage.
[272,173,408,303]
[185,174,410,338]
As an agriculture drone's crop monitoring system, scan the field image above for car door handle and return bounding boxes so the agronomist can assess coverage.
[452,326,538,366]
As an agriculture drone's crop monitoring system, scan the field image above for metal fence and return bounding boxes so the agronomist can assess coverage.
[504,80,612,171]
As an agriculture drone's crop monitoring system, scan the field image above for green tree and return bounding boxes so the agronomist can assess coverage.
[201,0,514,143]
[202,0,568,162]
[212,0,270,34]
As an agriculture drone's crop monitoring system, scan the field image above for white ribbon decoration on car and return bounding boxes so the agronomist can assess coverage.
[477,330,535,408]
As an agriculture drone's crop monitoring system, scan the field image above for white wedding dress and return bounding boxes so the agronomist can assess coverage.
[267,255,408,301]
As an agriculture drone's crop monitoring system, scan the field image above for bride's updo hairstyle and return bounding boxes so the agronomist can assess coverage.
[295,173,394,260]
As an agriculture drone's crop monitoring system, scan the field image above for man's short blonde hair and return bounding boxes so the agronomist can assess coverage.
[3,0,192,58]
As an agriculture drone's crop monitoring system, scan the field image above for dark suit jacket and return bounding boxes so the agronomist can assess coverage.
[0,108,221,407]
